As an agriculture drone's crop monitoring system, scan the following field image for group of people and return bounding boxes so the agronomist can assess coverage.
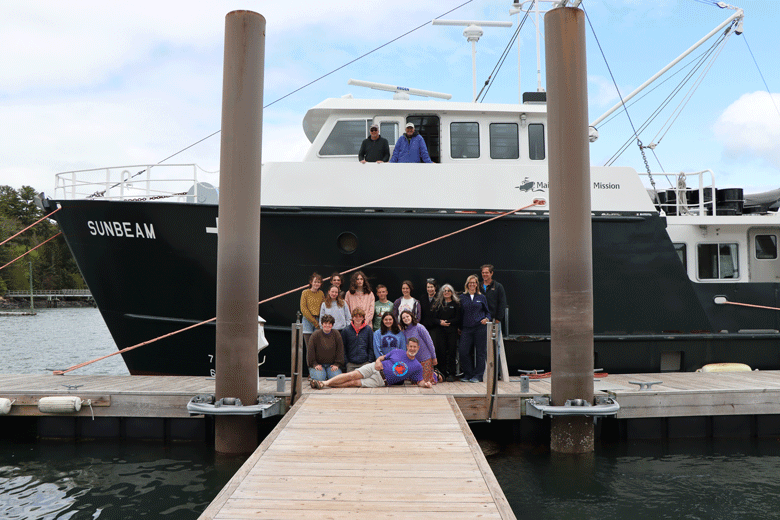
[358,122,433,164]
[300,266,507,389]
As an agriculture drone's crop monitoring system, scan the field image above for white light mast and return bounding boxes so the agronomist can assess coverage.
[431,19,512,102]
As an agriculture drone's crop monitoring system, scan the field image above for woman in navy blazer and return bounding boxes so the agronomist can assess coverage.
[458,274,491,383]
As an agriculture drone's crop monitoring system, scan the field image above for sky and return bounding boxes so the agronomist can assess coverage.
[1,0,778,197]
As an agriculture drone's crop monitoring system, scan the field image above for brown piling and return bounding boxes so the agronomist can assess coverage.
[214,10,266,454]
[544,5,594,453]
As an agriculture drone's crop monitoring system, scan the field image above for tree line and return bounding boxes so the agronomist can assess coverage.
[0,185,85,295]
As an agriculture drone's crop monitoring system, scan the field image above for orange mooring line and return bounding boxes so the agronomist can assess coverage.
[721,300,780,312]
[0,207,61,247]
[53,202,544,375]
[0,232,63,270]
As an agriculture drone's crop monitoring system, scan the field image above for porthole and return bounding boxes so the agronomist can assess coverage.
[337,232,358,254]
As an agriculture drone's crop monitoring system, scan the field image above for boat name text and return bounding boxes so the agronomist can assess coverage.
[88,221,156,239]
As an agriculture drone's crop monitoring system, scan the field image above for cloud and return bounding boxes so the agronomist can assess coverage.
[714,91,780,168]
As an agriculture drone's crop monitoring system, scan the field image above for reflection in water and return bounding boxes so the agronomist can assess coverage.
[0,441,246,519]
[487,436,780,520]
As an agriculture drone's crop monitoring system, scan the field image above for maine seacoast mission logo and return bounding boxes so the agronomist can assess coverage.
[516,177,546,193]
[516,177,621,193]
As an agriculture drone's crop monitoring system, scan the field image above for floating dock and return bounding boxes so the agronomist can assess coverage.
[2,371,780,439]
[199,394,516,519]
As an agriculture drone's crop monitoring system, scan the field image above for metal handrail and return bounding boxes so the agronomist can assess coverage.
[54,164,208,202]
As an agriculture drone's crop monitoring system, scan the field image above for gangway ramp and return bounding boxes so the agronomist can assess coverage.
[200,393,516,519]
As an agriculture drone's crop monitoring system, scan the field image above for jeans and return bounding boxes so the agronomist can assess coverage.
[308,365,342,381]
[458,324,487,381]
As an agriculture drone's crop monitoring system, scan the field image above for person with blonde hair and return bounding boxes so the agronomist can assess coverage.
[319,285,351,332]
[458,275,491,383]
[433,284,461,382]
[299,272,324,346]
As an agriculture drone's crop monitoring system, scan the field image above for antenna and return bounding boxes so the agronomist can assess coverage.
[431,19,512,102]
[510,1,559,97]
[347,79,452,100]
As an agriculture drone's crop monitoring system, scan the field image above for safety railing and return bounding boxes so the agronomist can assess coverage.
[640,170,720,216]
[54,164,218,203]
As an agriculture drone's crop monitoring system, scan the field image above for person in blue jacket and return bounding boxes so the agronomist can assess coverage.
[389,123,433,163]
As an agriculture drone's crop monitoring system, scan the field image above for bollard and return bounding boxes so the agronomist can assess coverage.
[276,374,286,392]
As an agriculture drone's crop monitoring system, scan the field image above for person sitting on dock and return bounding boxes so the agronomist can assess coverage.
[389,123,433,163]
[307,314,345,382]
[341,308,375,372]
[310,338,432,389]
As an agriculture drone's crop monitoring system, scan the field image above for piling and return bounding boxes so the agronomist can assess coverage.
[545,5,594,453]
[214,10,266,454]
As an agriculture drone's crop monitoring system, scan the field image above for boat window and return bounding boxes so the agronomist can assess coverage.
[697,243,739,279]
[319,119,370,156]
[407,115,441,163]
[528,123,545,160]
[673,243,687,269]
[490,123,519,159]
[450,122,479,158]
[379,121,398,143]
[754,235,778,260]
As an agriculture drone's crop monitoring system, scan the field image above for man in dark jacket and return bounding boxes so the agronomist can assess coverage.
[359,124,390,163]
[481,264,507,329]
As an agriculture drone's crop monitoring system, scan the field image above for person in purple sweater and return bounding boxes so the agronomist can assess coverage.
[310,338,432,389]
[458,274,491,383]
[399,310,439,384]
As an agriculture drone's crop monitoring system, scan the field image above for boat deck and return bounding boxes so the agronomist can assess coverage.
[2,371,780,420]
[198,393,516,520]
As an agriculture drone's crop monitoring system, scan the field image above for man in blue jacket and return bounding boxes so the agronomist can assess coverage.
[389,123,433,163]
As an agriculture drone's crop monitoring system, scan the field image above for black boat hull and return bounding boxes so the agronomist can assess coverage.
[48,198,780,376]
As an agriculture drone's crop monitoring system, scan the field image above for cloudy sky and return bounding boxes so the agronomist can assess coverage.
[1,0,778,196]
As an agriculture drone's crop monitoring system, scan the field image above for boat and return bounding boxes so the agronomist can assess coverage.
[39,3,780,376]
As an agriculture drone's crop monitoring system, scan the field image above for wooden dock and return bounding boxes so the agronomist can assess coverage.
[2,370,780,421]
[198,393,516,520]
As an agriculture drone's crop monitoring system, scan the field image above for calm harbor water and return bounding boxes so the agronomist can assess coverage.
[2,308,780,519]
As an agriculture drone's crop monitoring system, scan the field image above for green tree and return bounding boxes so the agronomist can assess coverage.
[0,185,85,293]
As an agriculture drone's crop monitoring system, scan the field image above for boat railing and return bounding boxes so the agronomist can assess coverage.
[640,170,720,216]
[54,164,216,203]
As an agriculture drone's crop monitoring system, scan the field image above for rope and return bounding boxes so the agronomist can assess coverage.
[0,232,62,271]
[719,301,780,312]
[52,201,543,375]
[525,371,609,379]
[0,207,61,247]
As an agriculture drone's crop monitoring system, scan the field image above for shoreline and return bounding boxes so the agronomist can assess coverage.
[0,297,95,310]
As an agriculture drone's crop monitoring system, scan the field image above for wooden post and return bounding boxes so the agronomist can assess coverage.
[290,322,303,405]
[214,10,266,455]
[545,5,595,453]
[484,322,499,420]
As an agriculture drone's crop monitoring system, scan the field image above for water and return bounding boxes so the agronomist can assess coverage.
[0,308,128,376]
[3,309,780,518]
[487,438,780,520]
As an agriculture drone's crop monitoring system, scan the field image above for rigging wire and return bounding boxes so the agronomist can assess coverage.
[742,35,780,122]
[580,2,660,194]
[475,4,532,103]
[650,30,732,147]
[604,30,729,167]
[97,1,476,194]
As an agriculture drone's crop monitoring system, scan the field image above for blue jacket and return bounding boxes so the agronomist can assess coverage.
[390,132,433,163]
[341,323,375,365]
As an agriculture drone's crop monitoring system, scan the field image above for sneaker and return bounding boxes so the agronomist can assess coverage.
[462,377,474,383]
[469,377,481,383]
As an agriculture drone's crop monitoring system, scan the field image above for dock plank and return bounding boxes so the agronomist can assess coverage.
[199,394,515,520]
